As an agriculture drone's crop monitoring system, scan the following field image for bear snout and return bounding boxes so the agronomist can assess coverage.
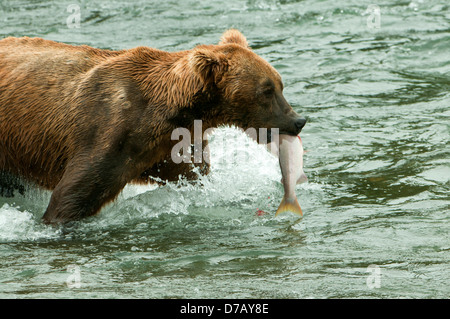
[294,118,307,134]
[275,115,306,137]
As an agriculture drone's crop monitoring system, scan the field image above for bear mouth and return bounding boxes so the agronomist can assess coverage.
[265,129,298,143]
[278,130,297,136]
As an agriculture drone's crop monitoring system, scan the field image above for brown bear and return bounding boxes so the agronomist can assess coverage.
[0,29,306,225]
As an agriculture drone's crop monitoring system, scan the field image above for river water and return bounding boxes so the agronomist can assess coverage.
[0,0,449,298]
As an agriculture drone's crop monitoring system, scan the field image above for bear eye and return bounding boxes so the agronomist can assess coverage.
[263,86,274,97]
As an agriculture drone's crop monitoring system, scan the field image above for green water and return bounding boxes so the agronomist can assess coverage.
[0,0,449,298]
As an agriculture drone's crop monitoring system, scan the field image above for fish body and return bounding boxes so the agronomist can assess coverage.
[268,134,307,217]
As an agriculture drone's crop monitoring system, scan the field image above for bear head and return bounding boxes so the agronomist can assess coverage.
[188,29,306,140]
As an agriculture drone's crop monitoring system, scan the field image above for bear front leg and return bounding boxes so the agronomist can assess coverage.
[42,153,131,225]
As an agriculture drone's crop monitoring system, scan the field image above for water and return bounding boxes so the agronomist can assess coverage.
[0,0,449,298]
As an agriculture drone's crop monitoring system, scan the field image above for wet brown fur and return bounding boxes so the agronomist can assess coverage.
[0,29,303,224]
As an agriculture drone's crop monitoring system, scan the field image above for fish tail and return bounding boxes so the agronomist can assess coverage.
[275,197,303,217]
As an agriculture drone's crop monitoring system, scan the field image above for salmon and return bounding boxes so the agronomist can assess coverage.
[268,134,307,217]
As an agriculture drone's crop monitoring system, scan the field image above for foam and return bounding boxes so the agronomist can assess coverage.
[0,203,61,242]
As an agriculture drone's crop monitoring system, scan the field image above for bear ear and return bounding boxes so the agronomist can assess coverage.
[189,46,227,88]
[219,29,250,49]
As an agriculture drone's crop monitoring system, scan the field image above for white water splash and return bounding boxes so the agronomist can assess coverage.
[0,203,61,242]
